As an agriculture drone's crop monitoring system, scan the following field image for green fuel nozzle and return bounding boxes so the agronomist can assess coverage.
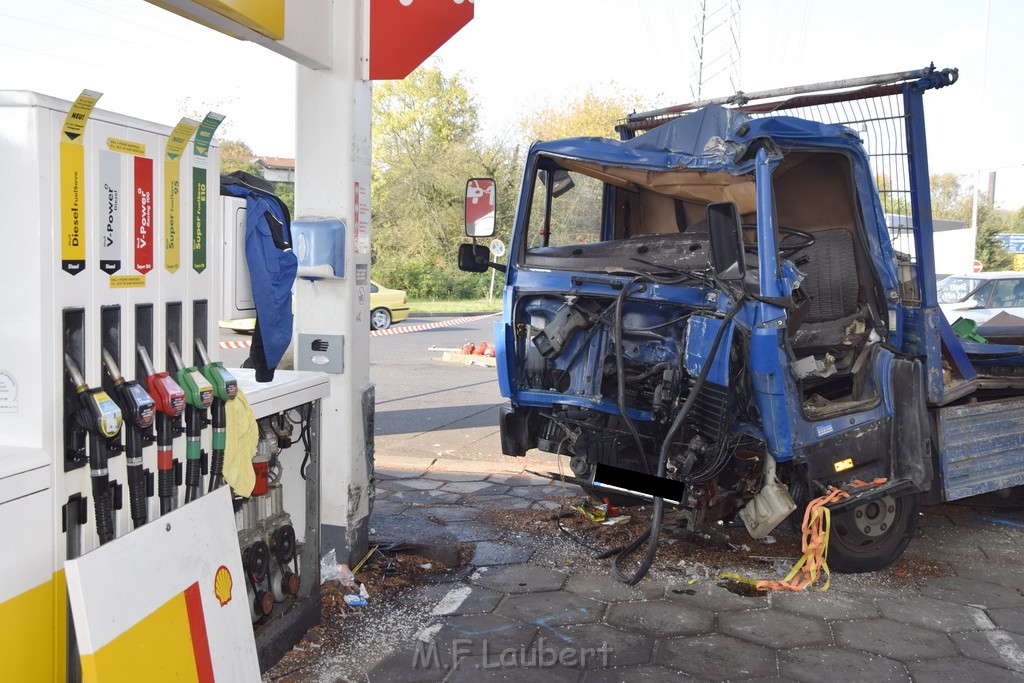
[168,342,214,410]
[196,339,237,403]
[168,342,214,504]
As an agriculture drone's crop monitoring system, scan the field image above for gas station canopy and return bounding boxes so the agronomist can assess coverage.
[146,0,474,77]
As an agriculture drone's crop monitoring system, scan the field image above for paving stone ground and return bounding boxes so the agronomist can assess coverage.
[285,457,1024,682]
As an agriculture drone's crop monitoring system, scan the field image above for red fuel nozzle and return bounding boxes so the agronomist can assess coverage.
[137,345,185,417]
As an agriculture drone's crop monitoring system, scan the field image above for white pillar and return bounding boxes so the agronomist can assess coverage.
[294,0,373,564]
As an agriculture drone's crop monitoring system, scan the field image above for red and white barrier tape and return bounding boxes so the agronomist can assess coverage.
[369,312,497,337]
[217,313,498,349]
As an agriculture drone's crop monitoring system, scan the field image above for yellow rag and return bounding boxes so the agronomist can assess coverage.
[224,387,260,497]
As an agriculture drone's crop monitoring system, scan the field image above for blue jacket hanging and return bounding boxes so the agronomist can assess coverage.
[221,171,297,381]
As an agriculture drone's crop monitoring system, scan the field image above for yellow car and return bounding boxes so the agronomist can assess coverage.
[219,280,409,333]
[370,281,410,330]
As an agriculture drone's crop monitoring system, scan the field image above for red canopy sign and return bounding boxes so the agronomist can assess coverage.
[370,0,473,80]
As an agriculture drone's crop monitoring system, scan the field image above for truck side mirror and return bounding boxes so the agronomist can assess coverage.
[458,243,490,273]
[540,169,575,198]
[707,201,746,281]
[465,178,496,238]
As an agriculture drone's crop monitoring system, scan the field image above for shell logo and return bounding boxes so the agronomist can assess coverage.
[214,565,233,607]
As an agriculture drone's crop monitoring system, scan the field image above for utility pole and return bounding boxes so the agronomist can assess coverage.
[689,0,742,100]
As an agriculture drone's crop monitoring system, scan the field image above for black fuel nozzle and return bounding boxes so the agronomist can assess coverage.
[64,353,122,545]
[102,349,155,529]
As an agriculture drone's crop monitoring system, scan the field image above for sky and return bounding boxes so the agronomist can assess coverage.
[3,0,1024,207]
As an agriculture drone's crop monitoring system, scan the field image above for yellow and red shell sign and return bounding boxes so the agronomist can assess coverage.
[214,566,233,607]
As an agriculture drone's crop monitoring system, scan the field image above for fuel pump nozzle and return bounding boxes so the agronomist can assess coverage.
[101,350,155,529]
[168,342,214,503]
[195,340,237,492]
[64,353,123,545]
[138,345,186,516]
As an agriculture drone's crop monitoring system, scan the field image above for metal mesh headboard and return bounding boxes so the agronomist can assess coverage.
[620,66,959,307]
[747,91,918,303]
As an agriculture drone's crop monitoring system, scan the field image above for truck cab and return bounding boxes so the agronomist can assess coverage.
[460,66,1024,577]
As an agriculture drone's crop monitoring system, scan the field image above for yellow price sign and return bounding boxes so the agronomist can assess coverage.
[59,89,102,275]
[163,118,200,274]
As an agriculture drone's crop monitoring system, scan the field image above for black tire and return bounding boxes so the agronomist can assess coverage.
[828,492,920,573]
[370,308,392,330]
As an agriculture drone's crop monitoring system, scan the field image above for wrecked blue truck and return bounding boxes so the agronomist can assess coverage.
[459,66,1024,579]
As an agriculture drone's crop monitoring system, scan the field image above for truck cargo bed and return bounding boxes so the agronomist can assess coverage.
[937,398,1024,500]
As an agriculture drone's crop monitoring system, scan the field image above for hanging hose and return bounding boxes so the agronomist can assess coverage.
[184,403,203,503]
[611,295,746,585]
[156,411,176,515]
[208,400,227,492]
[89,431,115,545]
[126,425,149,528]
[614,278,651,474]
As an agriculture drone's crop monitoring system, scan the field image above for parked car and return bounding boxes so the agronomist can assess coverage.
[220,280,410,332]
[937,271,1024,325]
[370,281,409,330]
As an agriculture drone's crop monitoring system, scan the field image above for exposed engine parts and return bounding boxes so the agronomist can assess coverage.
[515,287,774,583]
[519,292,752,487]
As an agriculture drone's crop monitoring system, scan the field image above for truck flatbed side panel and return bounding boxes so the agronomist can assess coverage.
[937,399,1024,500]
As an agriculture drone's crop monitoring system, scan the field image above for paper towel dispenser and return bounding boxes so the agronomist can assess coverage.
[294,220,346,279]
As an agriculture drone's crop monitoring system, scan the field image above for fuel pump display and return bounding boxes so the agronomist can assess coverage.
[64,353,123,545]
[138,345,186,515]
[195,339,236,492]
[101,349,156,529]
[168,342,214,503]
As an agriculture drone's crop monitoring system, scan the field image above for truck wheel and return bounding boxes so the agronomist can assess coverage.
[828,493,920,573]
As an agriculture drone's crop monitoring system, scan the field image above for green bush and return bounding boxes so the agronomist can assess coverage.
[372,260,496,300]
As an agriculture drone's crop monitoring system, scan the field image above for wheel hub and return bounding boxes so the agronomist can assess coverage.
[849,495,897,537]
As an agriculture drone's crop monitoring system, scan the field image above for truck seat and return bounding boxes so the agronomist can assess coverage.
[790,228,864,355]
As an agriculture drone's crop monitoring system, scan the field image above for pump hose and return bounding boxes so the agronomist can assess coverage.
[125,428,148,528]
[127,463,148,527]
[208,401,226,493]
[183,403,203,503]
[92,481,115,545]
[158,469,175,514]
[89,433,115,545]
[156,412,176,515]
[611,296,745,585]
[184,460,201,503]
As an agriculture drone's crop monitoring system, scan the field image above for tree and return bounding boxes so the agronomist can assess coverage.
[219,139,261,176]
[373,65,478,171]
[520,87,645,141]
[930,173,1013,271]
[371,64,509,298]
[1010,206,1024,234]
[274,183,295,217]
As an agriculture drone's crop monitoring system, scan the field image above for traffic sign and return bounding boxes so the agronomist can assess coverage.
[489,239,506,258]
[973,259,983,273]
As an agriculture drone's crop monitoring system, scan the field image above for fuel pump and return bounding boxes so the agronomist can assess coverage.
[138,345,186,515]
[101,350,156,529]
[64,353,123,545]
[195,339,237,492]
[168,342,214,503]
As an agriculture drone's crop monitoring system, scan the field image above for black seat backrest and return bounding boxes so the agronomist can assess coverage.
[799,228,859,323]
